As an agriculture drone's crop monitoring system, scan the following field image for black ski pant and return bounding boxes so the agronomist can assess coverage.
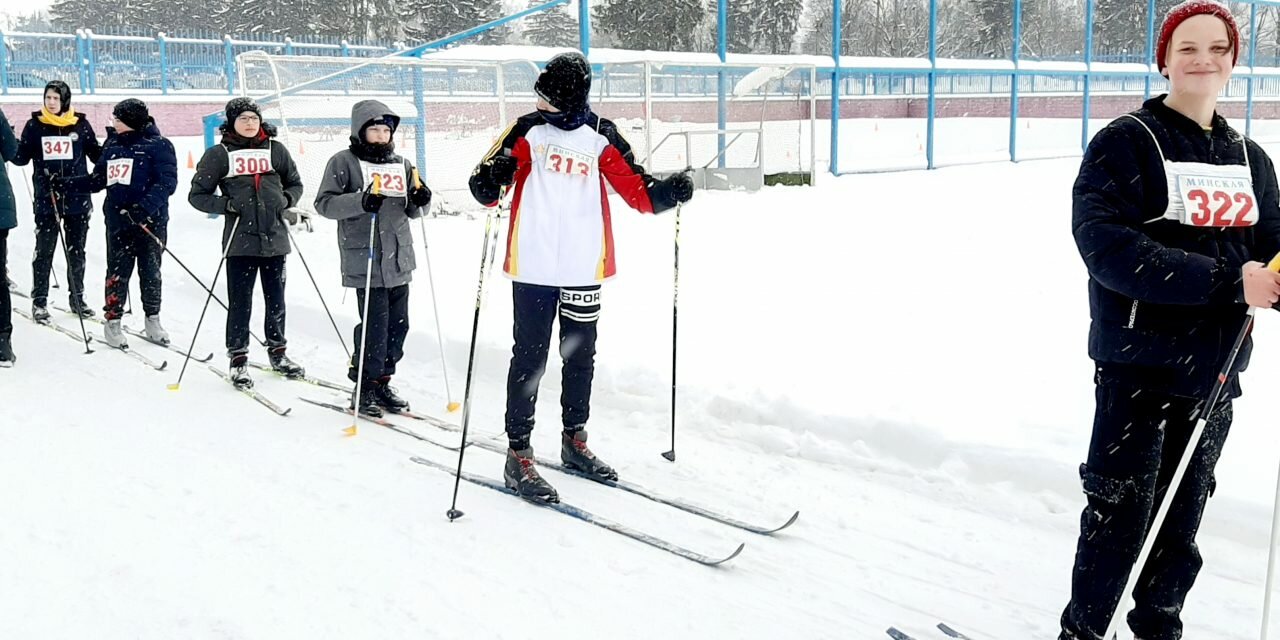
[1,229,10,339]
[349,284,410,385]
[1060,376,1232,640]
[505,282,600,451]
[104,224,164,321]
[31,213,89,309]
[225,255,287,363]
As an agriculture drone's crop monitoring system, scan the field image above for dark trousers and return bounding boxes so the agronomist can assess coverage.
[349,284,410,385]
[1060,379,1232,640]
[104,224,164,320]
[225,255,287,360]
[1,229,10,338]
[31,214,89,308]
[504,282,600,450]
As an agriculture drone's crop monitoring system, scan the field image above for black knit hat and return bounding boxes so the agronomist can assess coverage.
[225,97,262,124]
[44,80,71,114]
[112,99,149,131]
[535,52,591,114]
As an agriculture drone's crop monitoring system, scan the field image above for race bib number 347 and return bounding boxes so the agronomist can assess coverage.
[106,158,133,186]
[42,136,72,161]
[1176,175,1257,227]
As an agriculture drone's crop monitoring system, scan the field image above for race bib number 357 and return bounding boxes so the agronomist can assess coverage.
[1176,175,1257,227]
[544,144,593,178]
[42,136,72,161]
[106,158,133,186]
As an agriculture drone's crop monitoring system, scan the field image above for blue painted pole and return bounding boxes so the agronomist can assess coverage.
[0,31,8,96]
[1144,0,1155,99]
[717,0,727,169]
[224,35,235,95]
[830,0,841,175]
[1009,0,1021,162]
[579,0,590,56]
[926,0,937,169]
[1247,3,1258,138]
[159,33,169,95]
[1082,0,1094,152]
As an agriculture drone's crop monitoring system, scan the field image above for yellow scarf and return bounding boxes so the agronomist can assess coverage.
[37,107,78,128]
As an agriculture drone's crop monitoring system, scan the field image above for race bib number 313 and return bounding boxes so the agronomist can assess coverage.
[42,136,72,161]
[106,158,133,186]
[544,144,593,178]
[1176,175,1257,227]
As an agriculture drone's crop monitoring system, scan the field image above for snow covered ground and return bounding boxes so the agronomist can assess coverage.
[5,133,1280,639]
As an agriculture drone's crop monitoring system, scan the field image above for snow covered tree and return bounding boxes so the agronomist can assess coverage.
[524,0,579,48]
[595,0,708,51]
[401,0,511,45]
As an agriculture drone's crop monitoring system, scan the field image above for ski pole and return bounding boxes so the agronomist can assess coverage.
[412,168,458,413]
[663,199,683,463]
[1106,252,1280,640]
[281,210,351,359]
[347,174,382,435]
[447,202,501,522]
[134,221,267,347]
[44,172,90,354]
[168,215,241,391]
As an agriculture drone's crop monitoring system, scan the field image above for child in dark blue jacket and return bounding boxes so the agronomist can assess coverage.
[57,99,177,349]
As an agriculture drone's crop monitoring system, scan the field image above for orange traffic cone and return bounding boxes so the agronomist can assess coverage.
[298,140,305,155]
[186,151,195,169]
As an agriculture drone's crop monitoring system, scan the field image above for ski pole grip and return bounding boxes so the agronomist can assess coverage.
[412,167,423,189]
[1268,253,1280,273]
[371,172,382,196]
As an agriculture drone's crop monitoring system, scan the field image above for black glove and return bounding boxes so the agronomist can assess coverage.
[665,172,694,204]
[409,184,432,208]
[44,173,65,194]
[362,183,386,213]
[488,155,517,186]
[224,198,239,216]
[126,204,155,228]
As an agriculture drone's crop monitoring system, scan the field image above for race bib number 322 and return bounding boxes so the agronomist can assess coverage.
[1176,175,1257,227]
[106,158,133,186]
[42,136,72,161]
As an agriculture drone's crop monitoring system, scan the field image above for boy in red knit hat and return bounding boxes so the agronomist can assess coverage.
[1060,1,1280,639]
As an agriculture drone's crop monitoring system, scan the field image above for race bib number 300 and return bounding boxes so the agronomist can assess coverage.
[106,158,133,186]
[1176,175,1257,227]
[42,136,72,161]
[228,149,273,177]
[360,162,407,197]
[544,144,593,178]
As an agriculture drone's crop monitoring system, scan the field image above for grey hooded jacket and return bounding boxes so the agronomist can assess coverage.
[314,100,426,289]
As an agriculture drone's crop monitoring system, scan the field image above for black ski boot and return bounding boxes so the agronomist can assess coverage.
[31,303,50,323]
[269,349,306,379]
[229,355,253,390]
[504,448,559,503]
[69,297,95,319]
[373,377,410,413]
[561,430,618,482]
[0,334,15,367]
[349,384,384,418]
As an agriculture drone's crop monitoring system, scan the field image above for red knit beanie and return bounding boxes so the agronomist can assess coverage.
[1156,0,1241,72]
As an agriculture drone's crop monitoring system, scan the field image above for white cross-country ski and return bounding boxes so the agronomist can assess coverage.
[205,364,291,416]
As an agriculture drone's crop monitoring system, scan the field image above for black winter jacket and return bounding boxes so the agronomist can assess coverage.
[12,112,102,218]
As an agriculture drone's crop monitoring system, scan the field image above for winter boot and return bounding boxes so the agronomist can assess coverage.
[269,350,306,379]
[31,303,50,323]
[504,447,559,503]
[229,355,253,389]
[143,315,170,345]
[349,384,384,418]
[0,335,14,367]
[561,430,618,482]
[104,318,128,349]
[373,377,410,413]
[69,297,95,319]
